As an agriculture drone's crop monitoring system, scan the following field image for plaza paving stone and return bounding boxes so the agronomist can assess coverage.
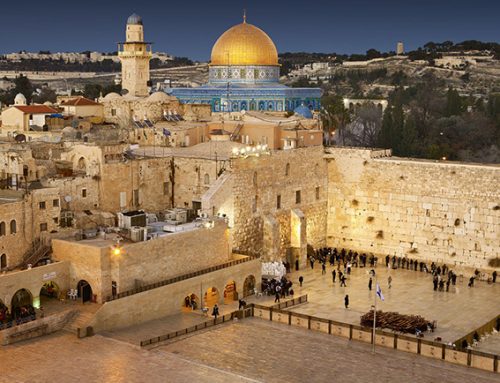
[159,318,498,383]
[0,331,254,383]
[285,263,500,345]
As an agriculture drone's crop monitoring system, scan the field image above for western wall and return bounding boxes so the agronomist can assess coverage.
[326,148,499,270]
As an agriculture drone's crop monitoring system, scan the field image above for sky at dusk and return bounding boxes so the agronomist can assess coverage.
[0,0,499,60]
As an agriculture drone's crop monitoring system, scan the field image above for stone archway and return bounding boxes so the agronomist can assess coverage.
[39,281,60,305]
[11,288,33,319]
[203,286,219,309]
[76,280,93,303]
[243,275,256,297]
[223,280,237,304]
[182,293,200,312]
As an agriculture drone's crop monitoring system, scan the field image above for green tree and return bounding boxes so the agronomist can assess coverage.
[398,114,418,156]
[445,87,465,116]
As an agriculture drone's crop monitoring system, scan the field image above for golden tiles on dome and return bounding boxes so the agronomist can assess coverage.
[211,23,279,66]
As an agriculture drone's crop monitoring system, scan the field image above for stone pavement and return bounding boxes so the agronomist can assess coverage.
[2,318,497,383]
[0,331,254,383]
[286,264,500,345]
[159,318,498,383]
[475,331,500,354]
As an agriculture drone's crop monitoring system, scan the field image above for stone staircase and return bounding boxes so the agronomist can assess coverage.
[62,306,99,334]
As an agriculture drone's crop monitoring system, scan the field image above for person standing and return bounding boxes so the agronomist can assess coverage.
[388,276,392,289]
[332,269,336,283]
[275,291,281,303]
[493,270,497,283]
[212,304,219,320]
[340,275,347,287]
[344,294,349,309]
[310,258,315,270]
[299,276,304,287]
[368,277,373,291]
[322,262,326,275]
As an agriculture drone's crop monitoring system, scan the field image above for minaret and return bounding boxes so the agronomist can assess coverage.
[118,14,152,97]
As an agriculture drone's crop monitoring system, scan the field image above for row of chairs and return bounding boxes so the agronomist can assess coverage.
[67,289,79,301]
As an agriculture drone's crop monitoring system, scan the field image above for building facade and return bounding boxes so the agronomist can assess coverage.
[170,16,322,112]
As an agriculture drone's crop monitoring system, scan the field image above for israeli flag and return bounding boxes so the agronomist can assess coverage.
[376,283,385,301]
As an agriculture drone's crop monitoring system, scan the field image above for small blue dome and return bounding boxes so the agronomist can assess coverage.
[294,104,313,119]
[127,13,143,25]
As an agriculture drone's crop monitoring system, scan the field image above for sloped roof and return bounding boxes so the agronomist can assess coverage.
[14,105,58,114]
[61,97,101,106]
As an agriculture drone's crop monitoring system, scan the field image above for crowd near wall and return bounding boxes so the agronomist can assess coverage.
[326,148,500,270]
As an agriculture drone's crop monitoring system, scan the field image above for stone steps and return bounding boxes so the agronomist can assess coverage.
[63,309,97,334]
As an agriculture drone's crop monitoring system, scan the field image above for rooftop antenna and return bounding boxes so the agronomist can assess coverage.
[243,9,247,23]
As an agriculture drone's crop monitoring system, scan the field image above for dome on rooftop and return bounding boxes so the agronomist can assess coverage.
[127,13,143,25]
[211,20,278,66]
[148,92,174,103]
[294,104,313,119]
[103,92,122,100]
[14,93,27,106]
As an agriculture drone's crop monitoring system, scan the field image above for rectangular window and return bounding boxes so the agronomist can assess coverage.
[53,217,59,224]
[295,190,301,204]
[53,199,59,207]
[40,223,48,232]
[163,182,169,196]
[316,187,320,200]
[81,188,87,198]
[39,201,46,209]
[111,108,116,116]
[276,194,281,209]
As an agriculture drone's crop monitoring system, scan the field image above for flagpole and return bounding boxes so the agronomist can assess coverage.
[372,277,377,354]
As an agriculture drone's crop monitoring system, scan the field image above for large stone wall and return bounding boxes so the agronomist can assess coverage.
[232,147,328,261]
[113,221,231,292]
[326,148,500,270]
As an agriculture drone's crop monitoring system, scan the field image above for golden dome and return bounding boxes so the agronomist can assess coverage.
[211,21,278,66]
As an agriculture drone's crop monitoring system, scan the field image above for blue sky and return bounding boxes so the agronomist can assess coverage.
[0,0,498,60]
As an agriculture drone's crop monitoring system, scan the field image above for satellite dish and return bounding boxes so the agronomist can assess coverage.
[64,195,72,202]
[241,109,246,115]
[120,89,129,96]
[14,134,26,142]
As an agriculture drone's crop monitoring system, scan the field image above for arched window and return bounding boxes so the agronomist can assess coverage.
[77,157,86,171]
[0,222,5,236]
[10,220,16,234]
[204,173,210,185]
[285,163,290,176]
[0,254,6,269]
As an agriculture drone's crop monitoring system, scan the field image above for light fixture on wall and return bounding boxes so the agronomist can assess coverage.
[231,144,270,159]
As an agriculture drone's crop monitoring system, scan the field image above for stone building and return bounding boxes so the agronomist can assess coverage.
[118,14,152,97]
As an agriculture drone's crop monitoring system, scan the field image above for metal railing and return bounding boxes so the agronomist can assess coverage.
[0,315,36,331]
[106,255,260,302]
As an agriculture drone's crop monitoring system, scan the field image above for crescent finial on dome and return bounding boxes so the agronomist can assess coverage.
[243,9,247,23]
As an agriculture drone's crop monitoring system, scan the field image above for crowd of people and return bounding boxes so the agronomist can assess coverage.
[261,275,294,303]
[0,302,36,330]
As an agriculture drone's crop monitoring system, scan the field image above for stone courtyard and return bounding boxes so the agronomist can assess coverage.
[286,263,500,346]
[1,319,498,383]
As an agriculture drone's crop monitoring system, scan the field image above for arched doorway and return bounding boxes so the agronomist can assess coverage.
[77,280,93,303]
[243,275,256,297]
[11,288,34,319]
[182,293,200,312]
[223,281,237,304]
[0,298,9,323]
[203,287,219,309]
[39,281,60,306]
